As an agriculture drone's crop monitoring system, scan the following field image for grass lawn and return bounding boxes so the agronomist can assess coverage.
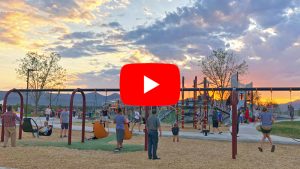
[272,121,300,139]
[19,134,144,152]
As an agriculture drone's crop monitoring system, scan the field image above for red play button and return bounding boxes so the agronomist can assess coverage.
[120,63,180,106]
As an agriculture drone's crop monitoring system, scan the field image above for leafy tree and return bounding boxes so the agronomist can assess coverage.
[201,49,248,102]
[16,52,66,114]
[253,91,262,107]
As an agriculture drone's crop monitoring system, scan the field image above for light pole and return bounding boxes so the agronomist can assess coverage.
[25,69,36,118]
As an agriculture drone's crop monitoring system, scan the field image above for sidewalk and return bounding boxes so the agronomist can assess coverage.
[29,117,300,145]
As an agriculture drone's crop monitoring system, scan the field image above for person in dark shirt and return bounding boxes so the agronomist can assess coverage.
[171,123,179,142]
[146,107,162,160]
[102,108,109,127]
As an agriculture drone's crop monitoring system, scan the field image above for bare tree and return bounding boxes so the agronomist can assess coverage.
[201,49,248,102]
[16,52,66,114]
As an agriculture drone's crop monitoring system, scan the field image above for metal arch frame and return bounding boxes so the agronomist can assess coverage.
[68,88,86,145]
[1,88,24,142]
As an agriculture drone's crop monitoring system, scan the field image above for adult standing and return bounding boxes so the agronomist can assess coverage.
[114,108,128,152]
[288,105,295,121]
[102,108,109,122]
[146,108,162,160]
[257,107,275,152]
[45,105,51,121]
[1,105,20,147]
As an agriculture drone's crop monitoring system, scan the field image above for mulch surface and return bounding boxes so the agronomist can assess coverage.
[0,128,299,169]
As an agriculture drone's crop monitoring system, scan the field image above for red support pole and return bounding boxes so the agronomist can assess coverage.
[68,91,74,145]
[144,106,149,151]
[231,89,238,159]
[181,76,184,129]
[68,88,86,145]
[81,91,86,143]
[18,94,24,140]
[193,76,197,129]
[1,89,24,142]
[203,77,208,135]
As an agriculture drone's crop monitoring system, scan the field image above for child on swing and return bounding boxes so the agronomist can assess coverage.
[171,122,179,142]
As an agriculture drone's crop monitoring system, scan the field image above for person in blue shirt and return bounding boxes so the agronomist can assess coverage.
[114,108,128,152]
[257,107,275,152]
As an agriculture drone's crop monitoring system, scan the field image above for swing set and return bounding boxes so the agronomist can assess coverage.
[1,87,300,159]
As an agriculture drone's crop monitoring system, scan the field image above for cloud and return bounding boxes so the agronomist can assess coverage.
[50,22,126,58]
[0,9,56,46]
[124,0,300,63]
[49,26,69,34]
[26,0,110,23]
[52,40,119,58]
[61,31,103,40]
[0,0,125,48]
[100,22,123,31]
[144,7,153,16]
[71,66,120,88]
[107,22,122,28]
[105,0,131,10]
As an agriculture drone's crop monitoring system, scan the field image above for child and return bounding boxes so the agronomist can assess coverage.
[211,108,222,134]
[114,108,127,152]
[39,121,51,135]
[131,109,142,132]
[171,123,179,142]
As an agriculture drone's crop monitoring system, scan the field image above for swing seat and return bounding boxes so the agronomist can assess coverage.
[124,123,132,140]
[22,118,39,138]
[22,118,53,137]
[93,121,109,138]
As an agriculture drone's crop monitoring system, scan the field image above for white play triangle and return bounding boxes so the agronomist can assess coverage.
[144,76,159,94]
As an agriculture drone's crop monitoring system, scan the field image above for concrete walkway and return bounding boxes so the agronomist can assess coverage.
[27,117,300,145]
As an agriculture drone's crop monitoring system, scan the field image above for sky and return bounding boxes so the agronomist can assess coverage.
[0,0,300,103]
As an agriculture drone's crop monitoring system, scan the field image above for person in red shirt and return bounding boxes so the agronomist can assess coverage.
[1,105,20,147]
[245,107,250,123]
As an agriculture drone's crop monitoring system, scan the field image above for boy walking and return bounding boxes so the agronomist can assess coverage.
[114,108,127,152]
[60,108,69,138]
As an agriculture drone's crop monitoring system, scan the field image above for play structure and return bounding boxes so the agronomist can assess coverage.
[1,86,300,159]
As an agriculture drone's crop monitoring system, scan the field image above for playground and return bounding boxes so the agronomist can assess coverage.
[1,79,300,169]
[0,127,299,169]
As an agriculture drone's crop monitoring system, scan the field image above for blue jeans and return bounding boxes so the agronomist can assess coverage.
[148,130,158,159]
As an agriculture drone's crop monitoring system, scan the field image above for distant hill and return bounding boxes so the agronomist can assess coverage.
[0,91,120,106]
[279,100,300,112]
